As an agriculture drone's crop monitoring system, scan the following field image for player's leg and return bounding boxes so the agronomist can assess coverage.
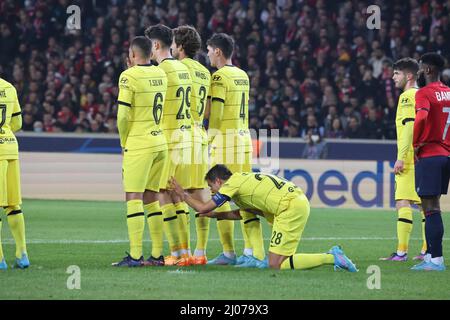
[112,153,149,267]
[187,142,210,264]
[188,188,211,265]
[142,149,167,266]
[172,147,192,265]
[411,156,446,271]
[0,160,8,269]
[207,150,236,265]
[5,160,29,268]
[271,195,332,270]
[157,148,184,265]
[413,204,428,261]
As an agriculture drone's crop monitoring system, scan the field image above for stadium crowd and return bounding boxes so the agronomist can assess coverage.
[1,0,450,139]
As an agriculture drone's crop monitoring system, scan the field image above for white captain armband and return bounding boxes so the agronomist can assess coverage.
[212,193,230,207]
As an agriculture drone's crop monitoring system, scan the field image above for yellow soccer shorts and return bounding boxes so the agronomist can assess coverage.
[122,149,168,193]
[395,166,420,203]
[159,147,192,190]
[269,194,310,257]
[0,159,22,207]
[209,147,252,173]
[190,141,208,189]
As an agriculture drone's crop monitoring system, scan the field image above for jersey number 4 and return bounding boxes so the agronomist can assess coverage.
[0,104,6,133]
[239,92,245,122]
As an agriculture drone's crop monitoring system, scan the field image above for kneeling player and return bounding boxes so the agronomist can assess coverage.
[170,165,358,271]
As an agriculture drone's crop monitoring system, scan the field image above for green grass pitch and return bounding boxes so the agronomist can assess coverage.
[0,199,449,300]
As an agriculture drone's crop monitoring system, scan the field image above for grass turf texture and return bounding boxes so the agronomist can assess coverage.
[0,199,449,300]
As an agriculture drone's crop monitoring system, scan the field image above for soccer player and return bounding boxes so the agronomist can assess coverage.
[171,25,211,265]
[169,165,358,271]
[0,77,29,270]
[206,33,265,267]
[145,24,193,266]
[411,52,450,271]
[380,58,427,261]
[112,36,168,267]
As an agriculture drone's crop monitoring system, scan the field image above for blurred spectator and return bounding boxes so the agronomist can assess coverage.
[302,130,328,159]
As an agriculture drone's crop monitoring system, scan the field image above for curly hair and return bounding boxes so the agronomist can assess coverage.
[172,25,202,58]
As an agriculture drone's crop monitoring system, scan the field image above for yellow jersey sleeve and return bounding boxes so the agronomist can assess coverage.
[0,79,21,160]
[396,88,417,162]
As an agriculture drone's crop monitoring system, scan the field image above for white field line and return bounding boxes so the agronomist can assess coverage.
[2,237,449,244]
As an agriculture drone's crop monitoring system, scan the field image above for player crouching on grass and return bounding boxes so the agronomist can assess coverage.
[170,164,358,271]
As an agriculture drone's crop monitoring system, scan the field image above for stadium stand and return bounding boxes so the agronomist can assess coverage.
[0,0,449,139]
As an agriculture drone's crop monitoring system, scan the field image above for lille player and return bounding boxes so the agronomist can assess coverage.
[206,33,265,267]
[112,37,168,267]
[145,24,193,266]
[170,165,358,271]
[171,25,212,265]
[380,58,427,261]
[412,52,449,271]
[0,77,29,270]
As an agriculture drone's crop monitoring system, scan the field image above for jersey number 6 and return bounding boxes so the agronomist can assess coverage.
[153,93,163,125]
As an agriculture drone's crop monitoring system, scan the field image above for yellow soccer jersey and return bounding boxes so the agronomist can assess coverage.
[0,78,21,160]
[117,64,168,153]
[181,58,210,145]
[217,172,303,219]
[209,65,252,153]
[396,87,417,166]
[158,58,193,150]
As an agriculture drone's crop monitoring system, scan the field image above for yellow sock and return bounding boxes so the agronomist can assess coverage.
[241,211,265,260]
[195,213,210,252]
[6,206,27,259]
[126,200,144,260]
[280,253,334,270]
[162,203,180,253]
[0,218,4,261]
[182,202,191,253]
[144,201,163,258]
[420,210,427,254]
[175,202,188,252]
[397,207,413,253]
[215,202,234,252]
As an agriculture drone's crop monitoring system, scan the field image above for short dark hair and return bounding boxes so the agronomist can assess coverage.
[420,52,446,72]
[206,33,234,59]
[173,25,201,58]
[393,58,419,76]
[145,24,173,48]
[205,164,233,181]
[131,36,152,58]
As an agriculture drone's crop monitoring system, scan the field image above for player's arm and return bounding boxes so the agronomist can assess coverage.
[200,209,242,220]
[413,89,430,149]
[117,73,134,149]
[208,74,226,143]
[397,99,415,161]
[10,88,22,132]
[170,177,220,213]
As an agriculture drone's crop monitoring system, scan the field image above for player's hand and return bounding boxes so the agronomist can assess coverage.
[414,143,425,162]
[393,160,404,175]
[169,177,184,198]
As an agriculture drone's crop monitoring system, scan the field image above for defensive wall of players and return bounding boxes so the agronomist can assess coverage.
[18,133,450,211]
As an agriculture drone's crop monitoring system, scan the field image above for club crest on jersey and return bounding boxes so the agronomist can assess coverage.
[212,75,221,81]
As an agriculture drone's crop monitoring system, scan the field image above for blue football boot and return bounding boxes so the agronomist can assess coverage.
[207,253,236,265]
[14,253,30,269]
[0,258,7,270]
[328,245,358,272]
[112,252,143,267]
